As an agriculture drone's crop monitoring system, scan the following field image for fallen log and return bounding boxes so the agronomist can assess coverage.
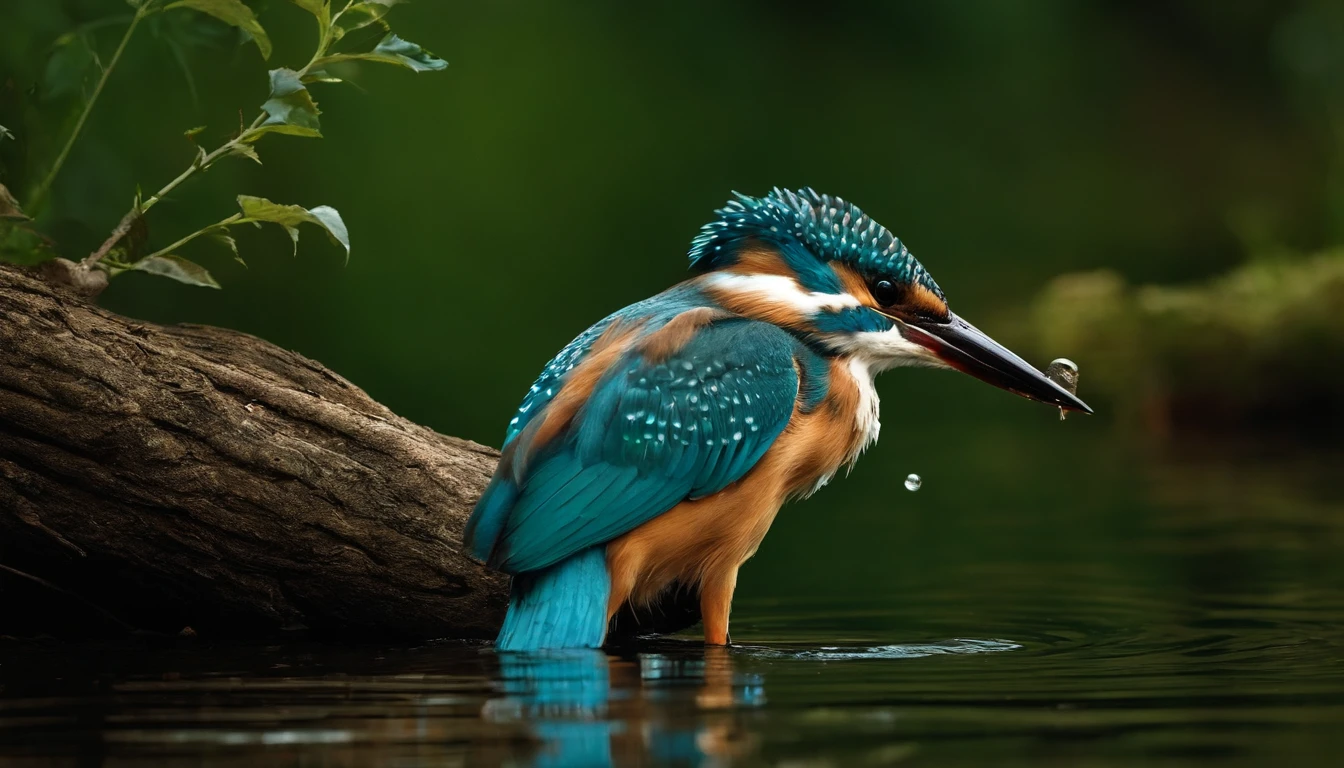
[0,262,513,640]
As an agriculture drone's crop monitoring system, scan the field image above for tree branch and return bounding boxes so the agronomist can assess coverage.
[0,263,508,639]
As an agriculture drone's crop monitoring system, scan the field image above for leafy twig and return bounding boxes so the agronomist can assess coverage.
[81,3,345,270]
[86,205,144,265]
[137,214,242,265]
[16,0,445,291]
[103,195,350,288]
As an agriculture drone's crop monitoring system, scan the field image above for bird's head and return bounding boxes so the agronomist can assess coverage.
[689,188,1091,414]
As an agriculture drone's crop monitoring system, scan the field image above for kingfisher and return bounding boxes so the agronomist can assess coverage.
[464,188,1091,651]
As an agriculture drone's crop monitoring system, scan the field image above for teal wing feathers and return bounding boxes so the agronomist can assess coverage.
[479,318,802,573]
[502,284,708,446]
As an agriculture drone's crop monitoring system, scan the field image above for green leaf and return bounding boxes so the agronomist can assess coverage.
[282,226,300,255]
[236,195,350,263]
[208,229,245,266]
[235,195,312,226]
[306,206,349,261]
[332,1,399,39]
[163,0,272,60]
[301,69,342,84]
[130,254,221,288]
[316,33,447,72]
[0,124,13,143]
[374,34,447,71]
[255,68,322,139]
[184,126,209,166]
[229,143,262,164]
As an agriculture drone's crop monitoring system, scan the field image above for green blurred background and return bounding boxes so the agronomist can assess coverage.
[2,0,1342,609]
[6,7,1344,764]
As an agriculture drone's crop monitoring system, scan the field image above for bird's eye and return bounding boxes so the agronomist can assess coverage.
[871,279,901,307]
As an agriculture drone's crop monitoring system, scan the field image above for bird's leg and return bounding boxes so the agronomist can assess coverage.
[700,568,739,646]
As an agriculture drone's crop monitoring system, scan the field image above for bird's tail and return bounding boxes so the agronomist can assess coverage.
[496,546,611,651]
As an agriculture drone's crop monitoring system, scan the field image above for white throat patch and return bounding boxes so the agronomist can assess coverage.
[847,356,882,456]
[829,325,947,372]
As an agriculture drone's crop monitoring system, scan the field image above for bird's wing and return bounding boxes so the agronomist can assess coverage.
[502,317,617,446]
[471,317,806,573]
[501,283,713,447]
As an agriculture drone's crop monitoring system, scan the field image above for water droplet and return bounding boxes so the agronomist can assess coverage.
[1047,357,1079,378]
[904,473,922,492]
[1045,358,1081,421]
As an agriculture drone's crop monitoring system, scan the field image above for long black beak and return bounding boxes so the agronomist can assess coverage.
[902,312,1093,414]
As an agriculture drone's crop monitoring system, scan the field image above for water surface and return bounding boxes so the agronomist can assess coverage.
[2,429,1341,766]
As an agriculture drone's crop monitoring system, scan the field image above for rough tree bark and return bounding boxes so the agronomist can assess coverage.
[0,263,512,639]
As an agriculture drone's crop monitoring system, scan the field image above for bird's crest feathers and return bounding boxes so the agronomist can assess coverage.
[687,187,945,301]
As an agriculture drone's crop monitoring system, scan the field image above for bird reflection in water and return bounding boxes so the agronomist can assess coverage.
[484,646,764,766]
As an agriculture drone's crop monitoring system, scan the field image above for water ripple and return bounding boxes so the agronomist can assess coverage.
[747,638,1023,660]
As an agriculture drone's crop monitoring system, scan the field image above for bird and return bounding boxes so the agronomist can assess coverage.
[464,188,1091,651]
